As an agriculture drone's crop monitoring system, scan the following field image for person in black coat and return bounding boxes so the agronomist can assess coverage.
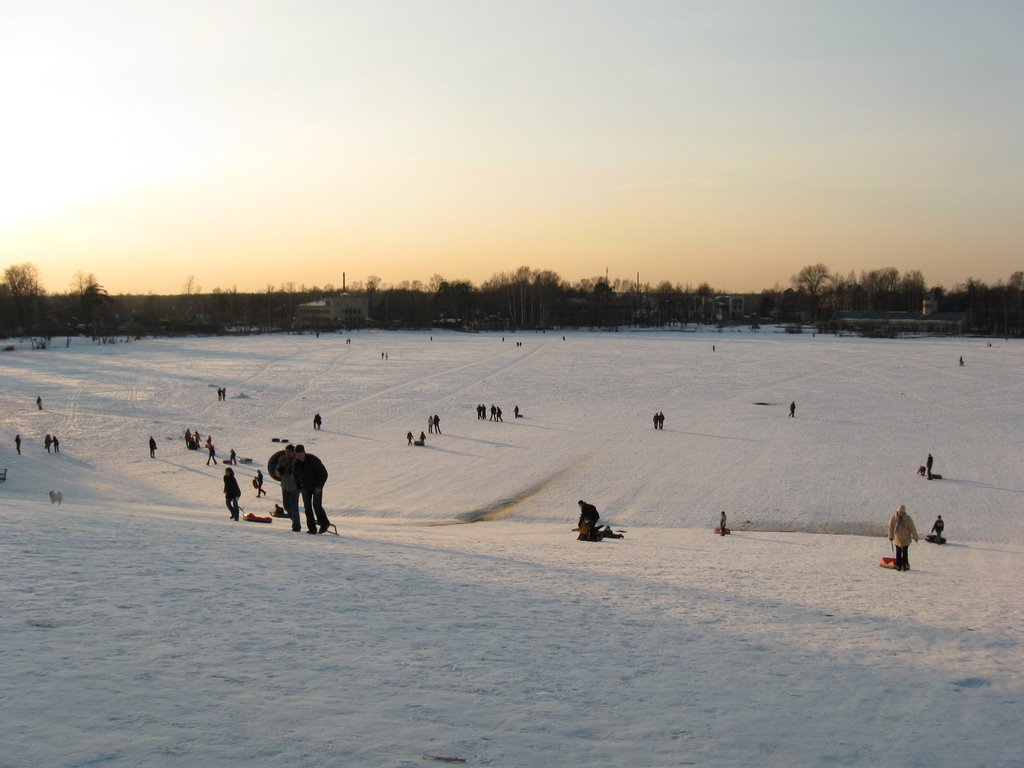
[149,436,157,458]
[577,499,601,540]
[223,467,242,520]
[926,453,934,480]
[293,444,331,534]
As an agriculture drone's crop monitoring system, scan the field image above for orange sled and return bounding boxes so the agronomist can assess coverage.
[880,557,909,570]
[714,527,731,535]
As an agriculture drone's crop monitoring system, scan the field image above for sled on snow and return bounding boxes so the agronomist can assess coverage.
[243,513,273,524]
[879,557,910,570]
[574,523,624,541]
[925,534,947,544]
[714,527,731,535]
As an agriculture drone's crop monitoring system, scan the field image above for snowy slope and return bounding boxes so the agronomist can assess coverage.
[1,329,1021,768]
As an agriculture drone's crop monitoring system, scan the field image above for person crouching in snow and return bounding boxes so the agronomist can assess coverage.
[888,504,919,571]
[577,499,600,541]
[224,467,242,521]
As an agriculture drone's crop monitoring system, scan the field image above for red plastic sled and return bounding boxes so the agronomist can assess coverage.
[244,513,272,524]
[880,557,909,570]
[714,527,731,535]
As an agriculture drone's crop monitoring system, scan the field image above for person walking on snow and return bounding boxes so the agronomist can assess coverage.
[223,467,242,520]
[255,469,267,497]
[313,413,322,430]
[888,504,919,571]
[15,434,21,455]
[149,436,157,458]
[293,444,331,534]
[433,414,441,434]
[206,439,217,466]
[931,515,945,541]
[926,453,934,480]
[789,401,796,417]
[44,434,52,453]
[720,511,728,536]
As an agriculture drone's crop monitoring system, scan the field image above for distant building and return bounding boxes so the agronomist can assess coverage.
[296,294,369,328]
[713,296,745,322]
[836,298,965,336]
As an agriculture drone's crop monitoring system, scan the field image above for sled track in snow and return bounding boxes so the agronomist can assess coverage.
[734,520,887,537]
[452,459,588,523]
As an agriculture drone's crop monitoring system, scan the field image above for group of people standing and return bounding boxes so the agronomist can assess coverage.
[652,412,665,429]
[222,444,331,534]
[477,404,503,421]
[12,433,60,455]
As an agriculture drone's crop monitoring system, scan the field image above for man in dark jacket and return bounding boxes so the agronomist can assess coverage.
[294,444,331,534]
[577,499,601,541]
[223,467,242,520]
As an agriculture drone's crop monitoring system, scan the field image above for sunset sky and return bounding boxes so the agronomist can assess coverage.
[1,1,1022,296]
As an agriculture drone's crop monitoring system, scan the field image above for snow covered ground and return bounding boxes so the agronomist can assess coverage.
[1,329,1021,767]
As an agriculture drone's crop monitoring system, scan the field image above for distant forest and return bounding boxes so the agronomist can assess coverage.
[2,262,1022,339]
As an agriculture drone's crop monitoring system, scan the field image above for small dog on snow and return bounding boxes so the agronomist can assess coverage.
[48,490,63,505]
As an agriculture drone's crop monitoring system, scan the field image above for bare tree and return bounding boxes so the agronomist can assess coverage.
[183,275,201,320]
[790,263,832,321]
[4,262,46,332]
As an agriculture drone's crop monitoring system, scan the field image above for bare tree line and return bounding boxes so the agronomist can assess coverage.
[3,261,1023,337]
